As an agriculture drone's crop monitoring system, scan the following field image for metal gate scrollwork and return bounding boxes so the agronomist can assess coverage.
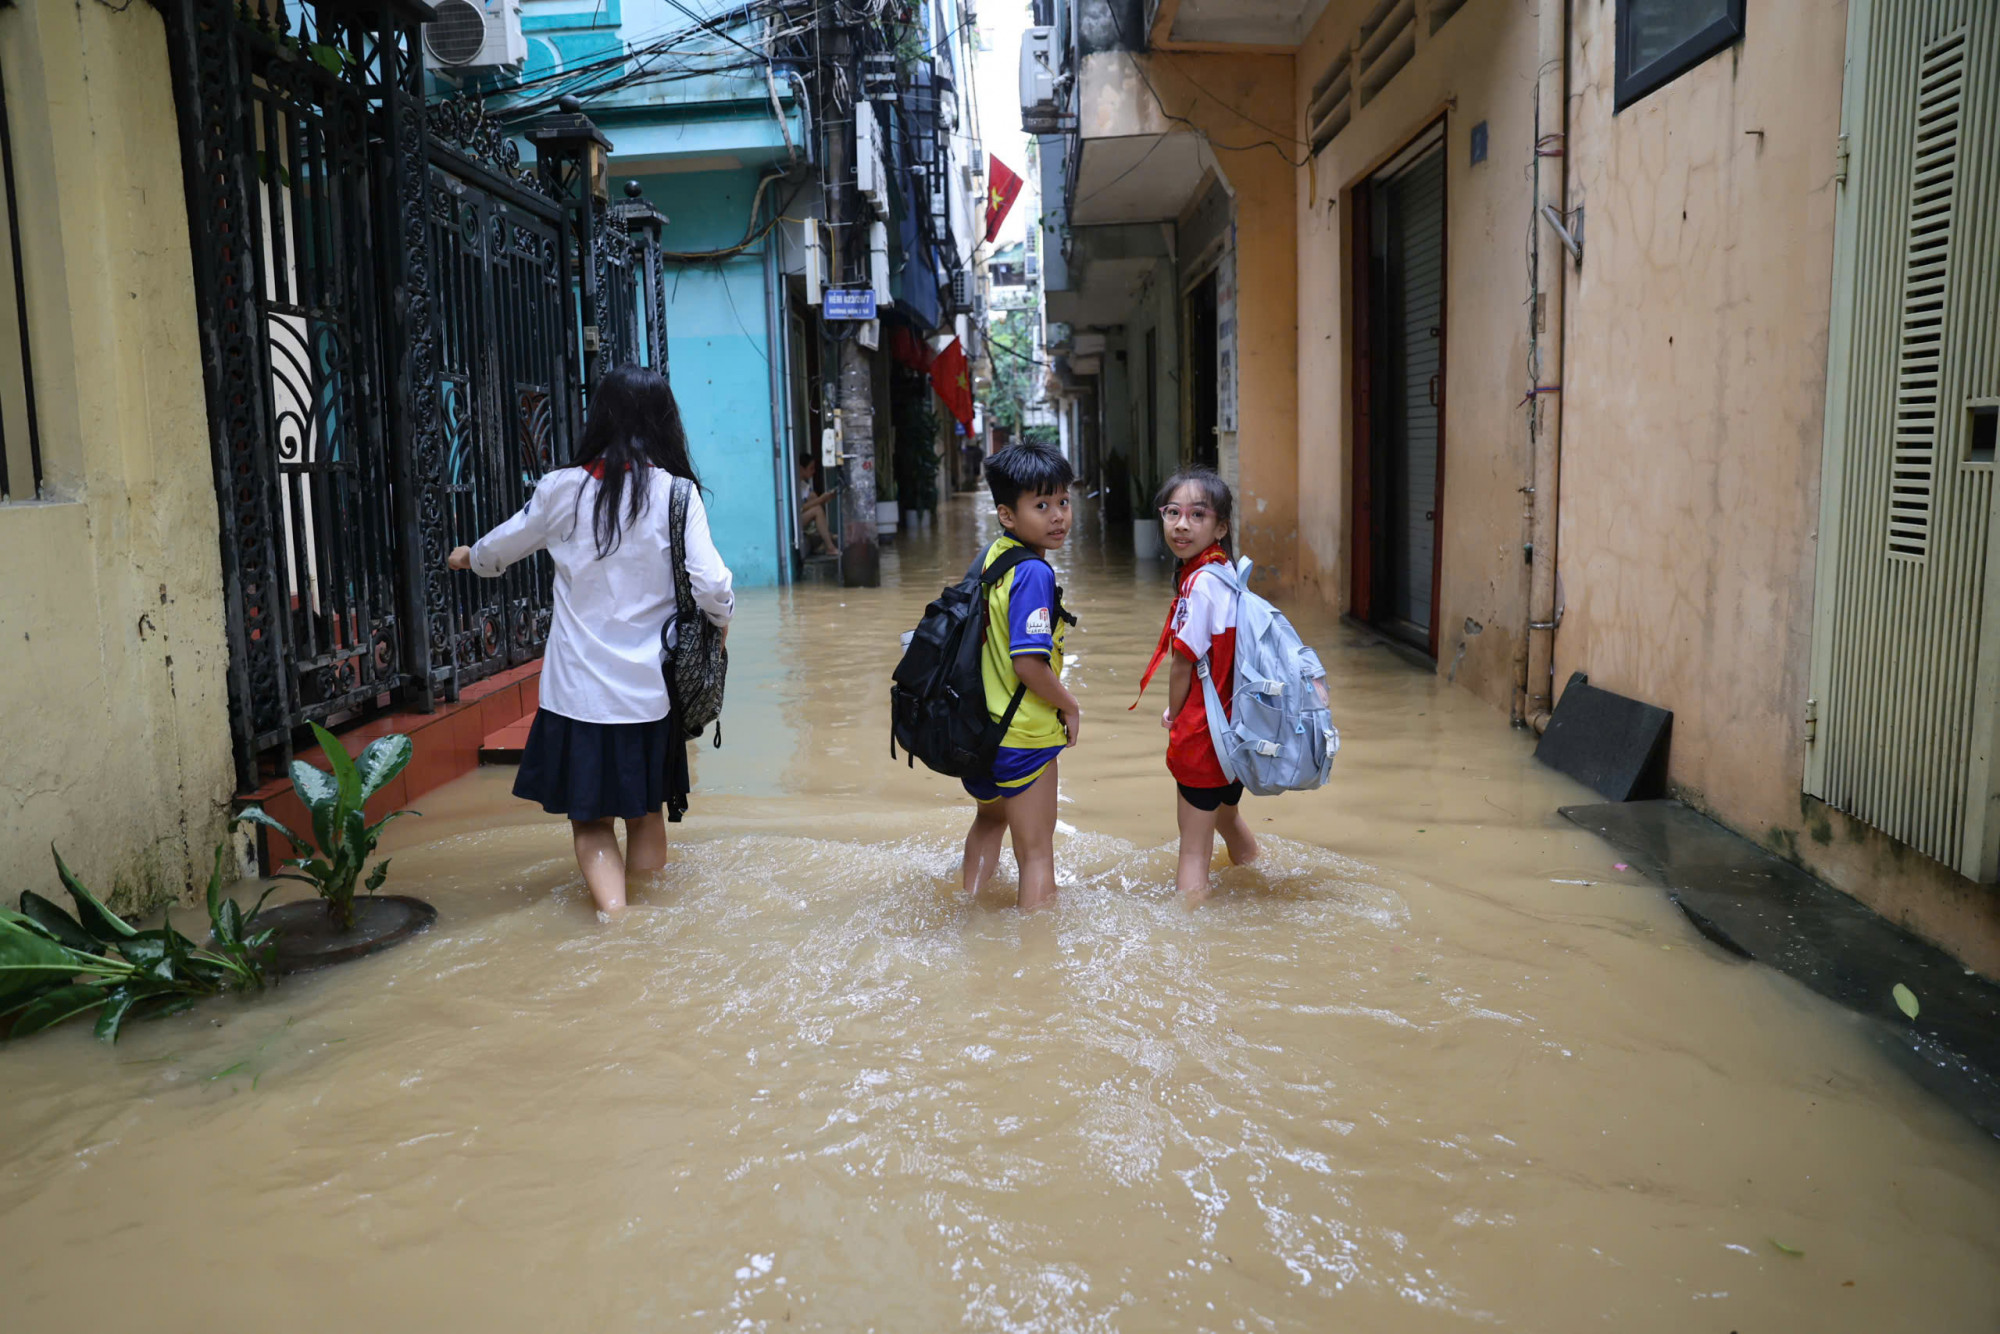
[161,6,669,788]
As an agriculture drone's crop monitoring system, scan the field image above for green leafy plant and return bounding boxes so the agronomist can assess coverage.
[0,847,277,1043]
[236,724,416,932]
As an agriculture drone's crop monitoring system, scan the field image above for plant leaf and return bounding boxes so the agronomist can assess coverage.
[0,919,95,999]
[311,722,364,822]
[204,844,228,933]
[94,988,142,1042]
[366,809,419,841]
[10,984,112,1037]
[1892,983,1920,1020]
[307,41,344,74]
[52,846,138,940]
[1769,1238,1805,1257]
[218,898,244,948]
[235,805,310,856]
[16,892,97,954]
[365,859,392,894]
[290,755,338,813]
[356,734,413,802]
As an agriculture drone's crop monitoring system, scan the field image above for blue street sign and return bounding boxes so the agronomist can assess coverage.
[824,287,878,321]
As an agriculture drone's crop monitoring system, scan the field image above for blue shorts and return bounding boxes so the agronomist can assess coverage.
[963,744,1062,803]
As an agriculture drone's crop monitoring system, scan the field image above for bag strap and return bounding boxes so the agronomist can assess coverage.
[978,542,1037,758]
[667,477,698,640]
[978,542,1035,587]
[1194,656,1242,785]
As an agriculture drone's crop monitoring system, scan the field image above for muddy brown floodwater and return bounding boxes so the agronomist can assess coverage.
[3,496,1997,1332]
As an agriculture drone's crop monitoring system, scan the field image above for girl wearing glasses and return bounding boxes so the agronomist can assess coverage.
[1132,466,1261,901]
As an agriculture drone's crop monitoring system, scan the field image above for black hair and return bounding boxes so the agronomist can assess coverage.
[1154,465,1234,558]
[984,441,1074,511]
[570,365,702,558]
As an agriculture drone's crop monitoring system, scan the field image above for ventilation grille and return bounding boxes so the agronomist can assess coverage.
[1429,0,1468,34]
[1357,0,1417,105]
[1308,56,1353,153]
[1887,29,1966,560]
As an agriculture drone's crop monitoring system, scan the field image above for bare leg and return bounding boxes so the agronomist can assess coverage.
[572,818,628,915]
[963,798,1009,893]
[1004,760,1061,912]
[625,811,668,874]
[1175,793,1222,905]
[1215,801,1260,867]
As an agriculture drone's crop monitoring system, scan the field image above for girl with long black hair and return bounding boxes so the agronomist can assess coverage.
[448,365,734,916]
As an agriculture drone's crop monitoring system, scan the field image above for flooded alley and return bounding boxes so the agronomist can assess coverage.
[2,498,1997,1333]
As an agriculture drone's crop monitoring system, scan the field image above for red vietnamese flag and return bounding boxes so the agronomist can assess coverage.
[984,157,1024,244]
[930,338,974,430]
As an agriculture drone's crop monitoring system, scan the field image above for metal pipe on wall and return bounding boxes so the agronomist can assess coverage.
[1523,0,1570,732]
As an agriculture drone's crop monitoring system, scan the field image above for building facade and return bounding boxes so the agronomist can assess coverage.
[1029,0,2000,973]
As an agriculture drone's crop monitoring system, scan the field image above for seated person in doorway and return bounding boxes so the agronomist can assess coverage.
[797,452,834,555]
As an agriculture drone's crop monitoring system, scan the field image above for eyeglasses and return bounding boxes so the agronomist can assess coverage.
[1158,504,1215,524]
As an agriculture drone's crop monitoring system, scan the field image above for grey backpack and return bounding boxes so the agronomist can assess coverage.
[1193,558,1339,796]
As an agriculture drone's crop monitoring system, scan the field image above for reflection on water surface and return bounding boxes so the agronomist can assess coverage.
[1,498,1995,1332]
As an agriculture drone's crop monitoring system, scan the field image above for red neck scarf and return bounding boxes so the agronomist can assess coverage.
[582,460,643,479]
[1130,543,1230,707]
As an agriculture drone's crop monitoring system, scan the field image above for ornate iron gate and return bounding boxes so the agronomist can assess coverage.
[159,0,671,789]
[425,100,575,687]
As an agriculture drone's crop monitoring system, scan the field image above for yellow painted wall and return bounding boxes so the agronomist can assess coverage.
[1292,0,1542,702]
[1077,49,1300,582]
[0,0,235,910]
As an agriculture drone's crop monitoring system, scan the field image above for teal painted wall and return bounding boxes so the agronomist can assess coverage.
[638,167,784,587]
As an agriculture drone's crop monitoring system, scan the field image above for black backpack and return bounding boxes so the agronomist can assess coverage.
[891,544,1067,778]
[663,476,728,746]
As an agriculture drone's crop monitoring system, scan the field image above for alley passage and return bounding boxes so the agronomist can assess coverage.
[2,497,1997,1331]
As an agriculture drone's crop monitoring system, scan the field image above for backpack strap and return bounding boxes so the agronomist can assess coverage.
[666,476,697,643]
[978,542,1035,586]
[979,543,1038,753]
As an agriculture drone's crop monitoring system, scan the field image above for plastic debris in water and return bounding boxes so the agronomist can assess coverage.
[1613,862,1631,872]
[1769,1238,1805,1257]
[1893,983,1920,1020]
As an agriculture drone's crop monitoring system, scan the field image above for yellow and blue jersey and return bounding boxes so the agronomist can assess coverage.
[968,535,1071,800]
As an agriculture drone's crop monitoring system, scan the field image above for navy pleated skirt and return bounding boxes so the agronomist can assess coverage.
[513,708,691,824]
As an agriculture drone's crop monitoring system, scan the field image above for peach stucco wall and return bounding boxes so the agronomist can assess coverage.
[1078,49,1300,583]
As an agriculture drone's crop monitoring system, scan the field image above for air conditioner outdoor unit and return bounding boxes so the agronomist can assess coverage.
[423,0,527,71]
[949,268,974,314]
[1020,28,1059,134]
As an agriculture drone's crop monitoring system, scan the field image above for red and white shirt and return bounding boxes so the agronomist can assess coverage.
[1168,550,1239,788]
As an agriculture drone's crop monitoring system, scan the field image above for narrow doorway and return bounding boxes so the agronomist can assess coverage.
[1185,270,1219,469]
[1352,123,1447,657]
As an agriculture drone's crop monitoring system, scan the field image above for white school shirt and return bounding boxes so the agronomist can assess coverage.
[468,466,734,724]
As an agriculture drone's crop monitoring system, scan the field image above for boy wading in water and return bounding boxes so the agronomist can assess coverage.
[962,444,1080,911]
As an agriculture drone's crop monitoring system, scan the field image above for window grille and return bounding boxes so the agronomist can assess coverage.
[0,53,40,502]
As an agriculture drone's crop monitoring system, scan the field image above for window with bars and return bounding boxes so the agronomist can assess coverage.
[0,51,40,501]
[1614,0,1746,111]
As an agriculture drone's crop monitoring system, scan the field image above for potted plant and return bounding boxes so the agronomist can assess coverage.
[235,723,434,970]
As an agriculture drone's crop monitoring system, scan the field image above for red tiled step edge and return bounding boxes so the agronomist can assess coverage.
[479,716,535,764]
[235,662,542,872]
